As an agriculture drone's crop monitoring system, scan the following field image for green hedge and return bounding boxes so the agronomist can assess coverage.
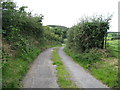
[66,15,111,52]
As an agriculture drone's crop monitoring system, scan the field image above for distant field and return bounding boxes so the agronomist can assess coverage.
[106,39,119,57]
[107,40,118,51]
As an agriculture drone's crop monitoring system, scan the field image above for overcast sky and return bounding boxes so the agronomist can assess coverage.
[13,0,119,32]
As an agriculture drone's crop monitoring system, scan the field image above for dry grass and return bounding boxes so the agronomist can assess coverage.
[2,39,16,58]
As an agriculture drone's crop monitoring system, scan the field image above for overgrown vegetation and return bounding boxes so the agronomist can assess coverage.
[52,48,77,88]
[65,15,119,88]
[65,48,118,88]
[2,1,64,88]
[2,0,119,89]
[2,47,41,88]
[66,15,111,52]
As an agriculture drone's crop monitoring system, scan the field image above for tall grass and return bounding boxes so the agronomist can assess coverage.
[2,47,41,88]
[2,43,57,88]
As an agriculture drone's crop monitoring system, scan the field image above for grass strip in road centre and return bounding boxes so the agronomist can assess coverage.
[52,47,78,88]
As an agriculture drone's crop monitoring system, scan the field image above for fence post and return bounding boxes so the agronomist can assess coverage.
[104,32,107,49]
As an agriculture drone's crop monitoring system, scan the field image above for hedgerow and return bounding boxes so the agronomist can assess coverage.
[2,1,63,88]
[66,15,111,52]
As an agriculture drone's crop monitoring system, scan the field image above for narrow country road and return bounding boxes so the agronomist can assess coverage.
[23,48,59,88]
[59,47,109,88]
[23,47,109,88]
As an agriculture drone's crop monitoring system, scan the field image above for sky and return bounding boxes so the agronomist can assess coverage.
[13,0,119,32]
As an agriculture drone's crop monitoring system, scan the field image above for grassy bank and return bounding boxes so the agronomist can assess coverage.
[2,43,53,88]
[52,48,77,88]
[2,1,68,88]
[2,48,40,88]
[2,38,59,88]
[64,48,118,88]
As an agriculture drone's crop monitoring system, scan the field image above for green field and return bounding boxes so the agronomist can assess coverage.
[106,39,119,57]
[106,32,119,57]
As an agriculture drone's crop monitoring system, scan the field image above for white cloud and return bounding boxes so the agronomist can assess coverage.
[14,0,119,32]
